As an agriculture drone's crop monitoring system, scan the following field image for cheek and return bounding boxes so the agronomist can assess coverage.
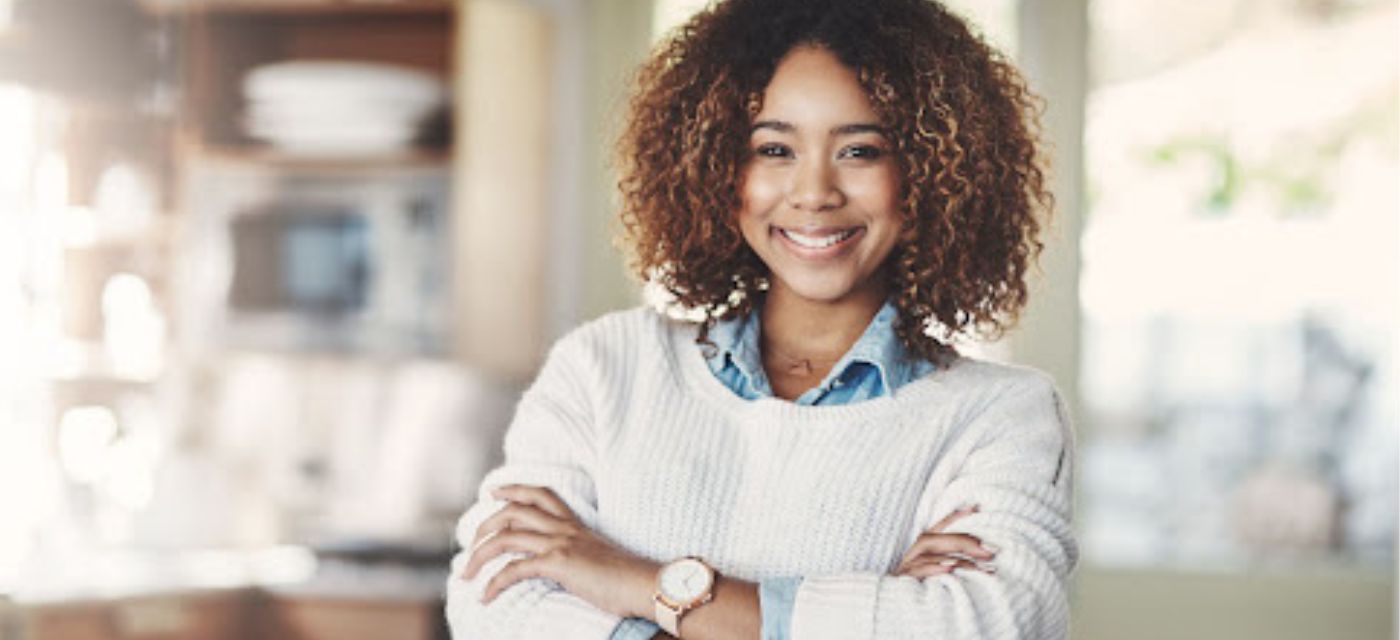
[740,167,784,215]
[847,167,901,210]
[736,206,768,249]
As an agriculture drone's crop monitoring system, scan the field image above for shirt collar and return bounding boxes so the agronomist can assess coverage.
[824,300,908,393]
[707,305,770,393]
[706,299,926,396]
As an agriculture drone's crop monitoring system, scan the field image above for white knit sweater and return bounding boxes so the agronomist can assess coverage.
[446,307,1078,639]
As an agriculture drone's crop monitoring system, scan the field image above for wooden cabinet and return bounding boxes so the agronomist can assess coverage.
[17,590,254,640]
[147,0,456,156]
[140,0,563,378]
[142,0,460,356]
[14,590,445,640]
[254,593,446,640]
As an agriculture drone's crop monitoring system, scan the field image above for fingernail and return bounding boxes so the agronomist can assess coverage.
[981,543,1000,554]
[979,563,998,574]
[938,558,958,566]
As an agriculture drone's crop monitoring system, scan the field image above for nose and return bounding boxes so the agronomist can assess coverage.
[786,157,844,212]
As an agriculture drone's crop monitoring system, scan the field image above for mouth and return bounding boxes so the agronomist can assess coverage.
[773,225,865,257]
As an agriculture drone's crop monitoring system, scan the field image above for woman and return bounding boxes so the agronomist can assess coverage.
[446,0,1077,638]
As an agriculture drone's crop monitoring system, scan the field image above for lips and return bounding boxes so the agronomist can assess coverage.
[773,225,865,258]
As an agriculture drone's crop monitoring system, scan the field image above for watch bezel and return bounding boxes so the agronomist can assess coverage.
[657,557,716,606]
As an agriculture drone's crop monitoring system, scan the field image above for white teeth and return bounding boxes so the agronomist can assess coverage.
[781,228,858,249]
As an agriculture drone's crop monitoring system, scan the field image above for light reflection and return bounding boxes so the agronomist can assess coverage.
[0,82,42,592]
[57,406,120,485]
[101,273,166,379]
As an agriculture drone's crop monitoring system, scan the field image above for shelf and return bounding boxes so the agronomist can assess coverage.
[173,5,455,149]
[138,0,456,16]
[189,144,452,172]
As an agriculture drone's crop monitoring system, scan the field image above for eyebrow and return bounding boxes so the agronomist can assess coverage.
[751,120,888,137]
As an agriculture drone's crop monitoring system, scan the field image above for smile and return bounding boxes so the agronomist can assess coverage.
[774,225,864,257]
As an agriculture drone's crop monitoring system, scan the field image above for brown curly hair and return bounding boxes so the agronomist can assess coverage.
[617,0,1051,365]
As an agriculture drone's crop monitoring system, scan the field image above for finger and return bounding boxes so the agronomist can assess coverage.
[899,532,997,566]
[895,550,985,575]
[901,556,993,579]
[482,556,546,603]
[899,535,988,569]
[472,502,571,550]
[928,504,980,533]
[464,530,555,580]
[492,485,574,520]
[896,556,959,578]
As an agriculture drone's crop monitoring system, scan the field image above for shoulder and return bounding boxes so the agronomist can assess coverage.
[926,357,1071,438]
[938,357,1059,399]
[927,358,1075,483]
[547,305,693,370]
[558,305,680,348]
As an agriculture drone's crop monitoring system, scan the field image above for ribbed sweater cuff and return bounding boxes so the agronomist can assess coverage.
[790,574,879,639]
[526,592,623,638]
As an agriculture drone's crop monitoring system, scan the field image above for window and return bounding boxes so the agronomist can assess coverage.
[1080,0,1398,570]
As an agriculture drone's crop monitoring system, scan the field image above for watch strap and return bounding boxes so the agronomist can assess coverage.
[655,597,683,636]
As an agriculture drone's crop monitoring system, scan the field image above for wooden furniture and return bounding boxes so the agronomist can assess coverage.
[254,592,447,640]
[151,0,456,158]
[143,0,561,378]
[14,589,447,640]
[15,590,255,640]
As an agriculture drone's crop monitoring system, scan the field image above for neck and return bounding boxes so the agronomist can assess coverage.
[759,285,886,372]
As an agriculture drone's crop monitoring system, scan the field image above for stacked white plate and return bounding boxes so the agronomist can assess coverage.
[243,60,447,155]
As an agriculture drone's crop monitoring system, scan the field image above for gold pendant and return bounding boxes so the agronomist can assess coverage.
[787,359,813,376]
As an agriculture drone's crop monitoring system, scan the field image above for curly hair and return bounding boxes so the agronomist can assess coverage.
[617,0,1051,365]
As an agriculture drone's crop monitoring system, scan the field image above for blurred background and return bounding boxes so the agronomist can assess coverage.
[0,0,1393,638]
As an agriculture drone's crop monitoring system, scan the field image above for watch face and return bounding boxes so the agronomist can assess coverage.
[658,558,714,603]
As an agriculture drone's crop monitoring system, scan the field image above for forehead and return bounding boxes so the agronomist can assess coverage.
[755,45,880,125]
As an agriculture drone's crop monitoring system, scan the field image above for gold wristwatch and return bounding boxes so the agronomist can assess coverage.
[653,556,716,636]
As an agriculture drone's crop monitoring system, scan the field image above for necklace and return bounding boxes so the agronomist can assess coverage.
[764,342,833,378]
[783,357,814,376]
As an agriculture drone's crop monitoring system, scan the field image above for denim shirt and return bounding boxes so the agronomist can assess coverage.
[611,300,936,640]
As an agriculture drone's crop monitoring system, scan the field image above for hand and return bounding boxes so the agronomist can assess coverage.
[893,504,998,578]
[463,485,660,618]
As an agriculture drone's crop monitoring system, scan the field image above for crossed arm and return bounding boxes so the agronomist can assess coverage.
[456,485,997,639]
[444,337,1076,639]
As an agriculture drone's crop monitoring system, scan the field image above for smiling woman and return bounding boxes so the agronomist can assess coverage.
[445,1,1072,639]
[739,47,902,307]
[734,46,905,397]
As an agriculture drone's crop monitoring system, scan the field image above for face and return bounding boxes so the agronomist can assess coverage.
[738,45,902,309]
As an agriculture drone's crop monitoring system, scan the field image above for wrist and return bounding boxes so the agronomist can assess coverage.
[629,558,665,619]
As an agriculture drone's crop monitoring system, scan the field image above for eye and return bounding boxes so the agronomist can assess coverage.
[754,143,793,159]
[838,144,885,160]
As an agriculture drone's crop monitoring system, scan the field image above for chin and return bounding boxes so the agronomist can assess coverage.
[773,274,867,305]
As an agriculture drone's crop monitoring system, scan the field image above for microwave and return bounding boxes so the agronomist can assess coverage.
[179,164,451,355]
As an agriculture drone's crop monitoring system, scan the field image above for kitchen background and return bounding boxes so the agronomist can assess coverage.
[0,0,1394,639]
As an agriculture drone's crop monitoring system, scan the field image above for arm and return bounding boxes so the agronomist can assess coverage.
[786,376,1079,639]
[662,576,801,640]
[654,376,1071,640]
[445,333,626,639]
